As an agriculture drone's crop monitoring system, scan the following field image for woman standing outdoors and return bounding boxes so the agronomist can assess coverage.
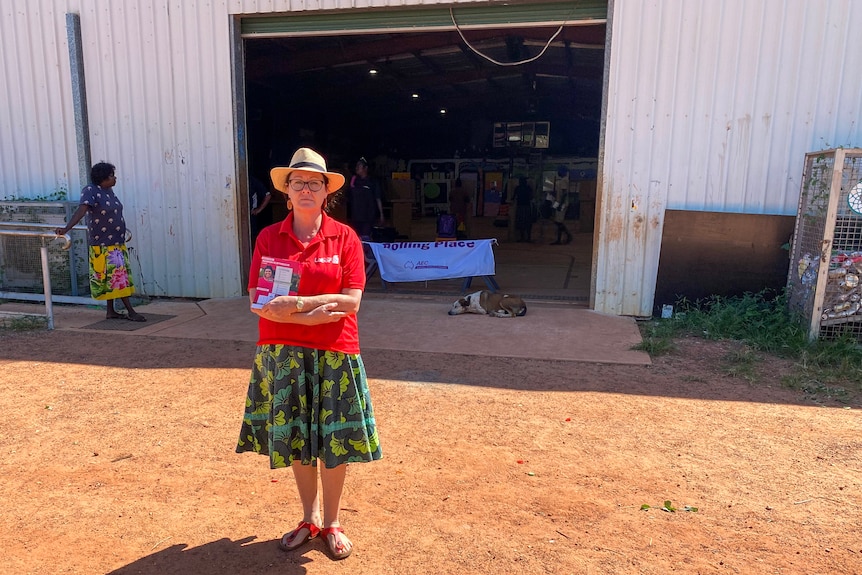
[54,162,146,321]
[236,148,382,561]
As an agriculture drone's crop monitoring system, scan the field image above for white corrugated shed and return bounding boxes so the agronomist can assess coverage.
[1,2,78,200]
[595,0,862,316]
[1,0,530,300]
[1,0,241,298]
[4,0,862,313]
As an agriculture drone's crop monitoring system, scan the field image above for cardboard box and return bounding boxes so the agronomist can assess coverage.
[579,179,597,201]
[390,200,413,237]
[389,179,416,201]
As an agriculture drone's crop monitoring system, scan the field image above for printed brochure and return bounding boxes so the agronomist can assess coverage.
[251,257,301,309]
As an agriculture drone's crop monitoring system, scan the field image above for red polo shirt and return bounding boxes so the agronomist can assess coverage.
[249,212,366,353]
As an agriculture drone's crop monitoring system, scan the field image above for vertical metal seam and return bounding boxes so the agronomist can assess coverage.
[65,12,91,192]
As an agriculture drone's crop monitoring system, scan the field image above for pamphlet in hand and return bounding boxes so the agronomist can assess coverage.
[251,256,301,309]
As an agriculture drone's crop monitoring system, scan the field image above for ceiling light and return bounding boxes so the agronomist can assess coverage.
[368,68,378,76]
[412,93,420,100]
[439,108,447,115]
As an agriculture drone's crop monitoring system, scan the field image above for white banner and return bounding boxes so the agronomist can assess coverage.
[365,239,497,283]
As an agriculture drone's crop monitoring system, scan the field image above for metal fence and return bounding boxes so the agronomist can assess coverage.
[0,202,90,302]
[0,226,74,329]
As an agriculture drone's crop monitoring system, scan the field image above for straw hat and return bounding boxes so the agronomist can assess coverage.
[270,148,345,195]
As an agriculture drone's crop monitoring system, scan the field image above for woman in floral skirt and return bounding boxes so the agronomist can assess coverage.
[55,162,145,322]
[236,147,381,561]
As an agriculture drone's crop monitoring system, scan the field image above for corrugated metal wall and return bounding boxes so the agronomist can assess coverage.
[595,0,862,316]
[6,0,862,313]
[3,0,599,301]
[1,0,241,298]
[1,0,508,300]
[1,3,78,200]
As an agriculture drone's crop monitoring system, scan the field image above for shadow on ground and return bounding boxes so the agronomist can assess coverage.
[105,537,313,575]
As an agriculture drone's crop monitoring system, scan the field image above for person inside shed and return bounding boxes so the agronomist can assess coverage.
[236,147,382,561]
[54,162,146,322]
[448,177,472,239]
[249,174,272,248]
[347,156,384,241]
[513,176,534,242]
[550,166,572,245]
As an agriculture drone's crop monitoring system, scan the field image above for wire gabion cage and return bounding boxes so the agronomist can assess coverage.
[787,148,862,340]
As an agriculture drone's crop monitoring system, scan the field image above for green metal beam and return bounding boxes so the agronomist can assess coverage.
[241,2,608,37]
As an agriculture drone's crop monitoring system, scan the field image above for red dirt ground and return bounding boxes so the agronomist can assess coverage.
[1,330,860,575]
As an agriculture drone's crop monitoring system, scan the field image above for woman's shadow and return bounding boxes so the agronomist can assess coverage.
[106,536,314,575]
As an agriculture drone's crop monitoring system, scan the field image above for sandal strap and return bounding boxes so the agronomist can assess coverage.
[299,521,321,538]
[285,521,320,543]
[322,526,349,557]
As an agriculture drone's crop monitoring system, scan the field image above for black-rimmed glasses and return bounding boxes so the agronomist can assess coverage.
[288,179,325,192]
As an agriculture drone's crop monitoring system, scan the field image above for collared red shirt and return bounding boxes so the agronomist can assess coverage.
[249,211,366,353]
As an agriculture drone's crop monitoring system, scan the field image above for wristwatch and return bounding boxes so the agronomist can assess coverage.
[295,296,304,312]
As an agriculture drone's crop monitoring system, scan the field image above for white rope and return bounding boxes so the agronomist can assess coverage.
[449,6,568,67]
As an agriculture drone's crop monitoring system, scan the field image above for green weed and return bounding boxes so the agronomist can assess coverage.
[0,314,48,331]
[722,345,759,382]
[637,289,862,402]
[632,318,677,355]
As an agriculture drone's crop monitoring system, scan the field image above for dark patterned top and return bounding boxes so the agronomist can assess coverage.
[79,184,127,246]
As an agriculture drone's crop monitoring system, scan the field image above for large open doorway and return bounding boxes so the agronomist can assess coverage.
[238,4,607,301]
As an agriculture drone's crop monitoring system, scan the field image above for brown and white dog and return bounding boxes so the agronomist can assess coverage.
[448,290,528,318]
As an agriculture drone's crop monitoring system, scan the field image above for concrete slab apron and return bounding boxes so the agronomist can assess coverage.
[2,296,650,366]
[358,299,651,366]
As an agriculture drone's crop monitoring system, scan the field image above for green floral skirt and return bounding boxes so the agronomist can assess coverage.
[236,345,382,469]
[88,244,135,300]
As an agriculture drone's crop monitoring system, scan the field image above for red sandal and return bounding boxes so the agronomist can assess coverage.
[278,521,320,551]
[321,526,352,560]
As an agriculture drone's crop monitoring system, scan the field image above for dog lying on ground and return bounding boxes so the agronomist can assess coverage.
[448,290,528,318]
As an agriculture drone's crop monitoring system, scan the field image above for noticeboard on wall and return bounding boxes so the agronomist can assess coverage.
[493,121,550,149]
[420,178,451,215]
